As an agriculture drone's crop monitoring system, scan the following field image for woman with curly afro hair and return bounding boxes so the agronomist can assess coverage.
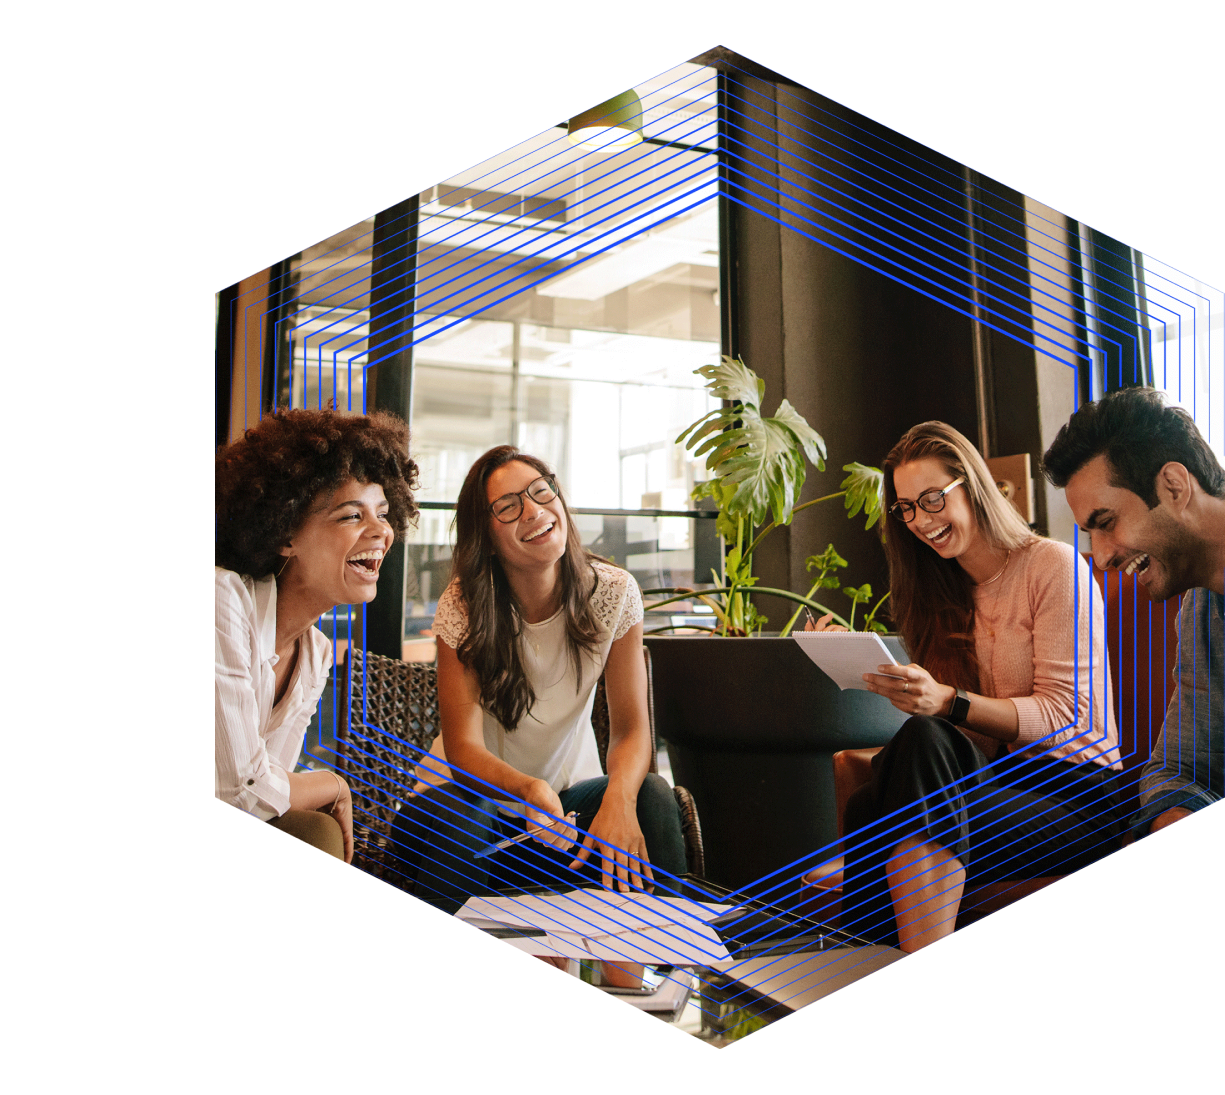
[216,408,419,861]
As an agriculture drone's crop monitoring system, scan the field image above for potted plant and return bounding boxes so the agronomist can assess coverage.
[644,355,889,637]
[642,357,907,890]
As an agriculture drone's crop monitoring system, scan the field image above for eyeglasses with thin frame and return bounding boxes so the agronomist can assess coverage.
[490,475,559,523]
[888,477,965,523]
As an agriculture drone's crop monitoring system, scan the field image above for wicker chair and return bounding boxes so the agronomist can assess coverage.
[336,646,705,890]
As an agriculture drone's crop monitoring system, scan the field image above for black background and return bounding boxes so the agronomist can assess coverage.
[208,4,1215,1087]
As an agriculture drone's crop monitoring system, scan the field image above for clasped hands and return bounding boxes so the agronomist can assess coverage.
[522,780,654,893]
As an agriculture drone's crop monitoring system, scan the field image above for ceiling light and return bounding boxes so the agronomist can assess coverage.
[566,90,644,153]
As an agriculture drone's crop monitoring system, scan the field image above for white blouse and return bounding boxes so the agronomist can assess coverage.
[215,568,333,819]
[433,559,643,797]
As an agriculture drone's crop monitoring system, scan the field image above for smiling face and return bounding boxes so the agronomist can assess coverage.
[1064,453,1191,601]
[486,460,568,576]
[279,477,393,606]
[892,456,983,563]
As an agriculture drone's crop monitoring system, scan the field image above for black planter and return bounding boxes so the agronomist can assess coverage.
[644,634,906,891]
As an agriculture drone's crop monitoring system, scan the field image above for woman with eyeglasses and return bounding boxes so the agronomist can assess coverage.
[390,446,687,945]
[809,421,1121,952]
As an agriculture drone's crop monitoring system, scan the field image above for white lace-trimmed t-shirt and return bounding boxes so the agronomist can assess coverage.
[433,559,644,797]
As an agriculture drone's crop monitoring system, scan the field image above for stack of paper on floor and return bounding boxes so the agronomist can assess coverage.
[457,888,734,966]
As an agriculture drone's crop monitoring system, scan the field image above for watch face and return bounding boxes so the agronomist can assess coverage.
[951,690,971,725]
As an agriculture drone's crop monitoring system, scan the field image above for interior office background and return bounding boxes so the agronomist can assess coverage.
[213,23,1225,1072]
[217,51,1219,666]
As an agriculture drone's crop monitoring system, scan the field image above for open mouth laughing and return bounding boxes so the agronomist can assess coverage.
[1122,552,1151,578]
[521,520,555,543]
[346,549,384,577]
[924,523,953,547]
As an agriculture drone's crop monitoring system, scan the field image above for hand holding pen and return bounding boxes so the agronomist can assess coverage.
[473,810,579,859]
[471,772,578,858]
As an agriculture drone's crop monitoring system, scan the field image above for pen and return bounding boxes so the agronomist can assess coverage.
[473,811,578,859]
[804,608,815,628]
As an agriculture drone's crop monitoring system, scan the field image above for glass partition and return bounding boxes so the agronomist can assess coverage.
[395,505,721,663]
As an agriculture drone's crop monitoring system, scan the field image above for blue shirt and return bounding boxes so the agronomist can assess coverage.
[1133,583,1225,835]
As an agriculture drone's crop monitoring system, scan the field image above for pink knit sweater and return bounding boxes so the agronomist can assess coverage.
[968,537,1120,770]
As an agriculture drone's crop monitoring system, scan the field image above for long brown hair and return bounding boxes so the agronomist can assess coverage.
[451,446,604,731]
[882,422,1035,690]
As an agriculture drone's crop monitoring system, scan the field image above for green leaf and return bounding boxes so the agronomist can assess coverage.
[842,583,873,605]
[771,399,827,471]
[805,544,848,573]
[679,357,827,532]
[694,355,763,409]
[841,462,885,531]
[867,620,888,634]
[675,408,725,449]
[710,417,809,528]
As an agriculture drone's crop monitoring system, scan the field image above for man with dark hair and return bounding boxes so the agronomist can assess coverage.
[1043,387,1224,837]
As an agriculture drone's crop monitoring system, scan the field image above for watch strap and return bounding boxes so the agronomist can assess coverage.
[948,687,971,726]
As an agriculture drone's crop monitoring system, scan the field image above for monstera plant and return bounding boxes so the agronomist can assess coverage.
[644,355,888,636]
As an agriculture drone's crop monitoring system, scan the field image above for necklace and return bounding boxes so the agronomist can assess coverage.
[976,549,1012,587]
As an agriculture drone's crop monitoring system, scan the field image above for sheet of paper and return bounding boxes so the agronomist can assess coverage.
[707,946,903,1009]
[605,892,735,925]
[499,933,572,958]
[793,631,899,691]
[457,889,733,935]
[546,919,731,965]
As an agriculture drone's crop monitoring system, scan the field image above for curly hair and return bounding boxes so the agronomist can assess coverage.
[216,409,420,578]
[1042,386,1224,505]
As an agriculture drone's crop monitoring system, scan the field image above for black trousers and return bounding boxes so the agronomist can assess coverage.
[839,716,1122,947]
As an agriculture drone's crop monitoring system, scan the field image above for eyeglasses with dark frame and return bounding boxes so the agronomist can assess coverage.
[490,475,559,523]
[888,477,965,523]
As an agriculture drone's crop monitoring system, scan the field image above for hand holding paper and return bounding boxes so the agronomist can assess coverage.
[793,631,904,691]
[861,661,956,719]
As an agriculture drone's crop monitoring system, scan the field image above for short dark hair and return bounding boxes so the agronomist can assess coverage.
[216,409,419,578]
[1041,387,1224,507]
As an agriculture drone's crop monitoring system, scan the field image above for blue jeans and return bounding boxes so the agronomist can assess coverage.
[387,774,687,914]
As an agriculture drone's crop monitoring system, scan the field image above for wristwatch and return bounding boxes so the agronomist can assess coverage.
[947,687,971,726]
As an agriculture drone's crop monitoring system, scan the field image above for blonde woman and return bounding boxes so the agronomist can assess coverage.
[819,422,1122,952]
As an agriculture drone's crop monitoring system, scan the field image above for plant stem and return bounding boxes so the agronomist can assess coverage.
[747,587,851,629]
[647,585,852,631]
[779,572,828,637]
[642,624,719,635]
[745,491,847,557]
[863,590,891,632]
[722,514,746,637]
[641,589,732,627]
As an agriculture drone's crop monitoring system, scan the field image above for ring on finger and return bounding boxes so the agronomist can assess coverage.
[903,682,909,693]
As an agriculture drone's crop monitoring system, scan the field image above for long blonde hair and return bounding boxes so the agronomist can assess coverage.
[882,422,1035,690]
